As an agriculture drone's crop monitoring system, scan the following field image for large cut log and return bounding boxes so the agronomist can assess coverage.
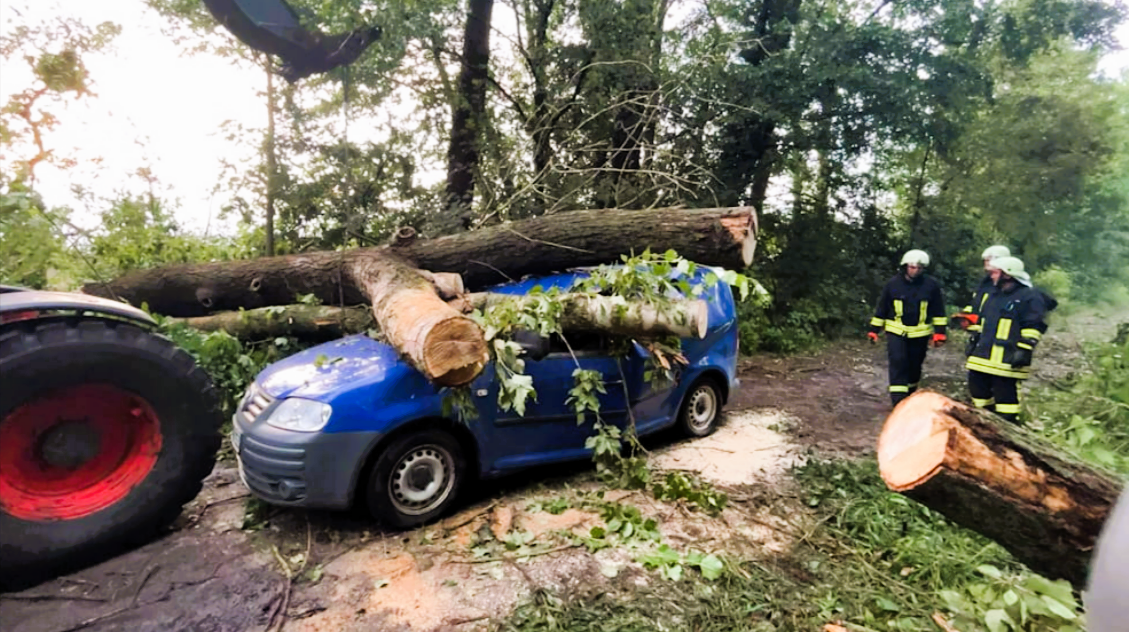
[455,292,711,339]
[876,390,1125,588]
[350,253,488,386]
[81,206,757,317]
[395,206,758,289]
[173,305,375,339]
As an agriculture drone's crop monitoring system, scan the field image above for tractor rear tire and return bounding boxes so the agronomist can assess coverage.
[0,317,223,591]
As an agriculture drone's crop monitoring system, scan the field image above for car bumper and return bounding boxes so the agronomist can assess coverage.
[232,411,383,510]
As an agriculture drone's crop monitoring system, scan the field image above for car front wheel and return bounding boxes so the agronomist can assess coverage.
[677,377,722,438]
[365,429,465,529]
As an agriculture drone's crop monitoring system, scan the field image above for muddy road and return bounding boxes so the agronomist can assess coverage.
[0,312,1110,632]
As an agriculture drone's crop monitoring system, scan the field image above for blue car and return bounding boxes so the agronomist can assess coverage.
[231,267,740,528]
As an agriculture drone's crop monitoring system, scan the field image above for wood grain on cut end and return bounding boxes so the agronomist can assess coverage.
[876,389,1124,589]
[718,207,758,267]
[423,317,489,386]
[877,391,954,490]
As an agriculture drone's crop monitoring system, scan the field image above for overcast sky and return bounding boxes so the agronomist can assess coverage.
[3,0,1127,237]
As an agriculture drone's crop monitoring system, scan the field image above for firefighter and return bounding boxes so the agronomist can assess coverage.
[963,256,1048,423]
[868,249,948,406]
[953,245,1011,332]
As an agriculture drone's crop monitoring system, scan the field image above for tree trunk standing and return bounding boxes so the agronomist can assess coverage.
[265,56,277,256]
[445,0,494,230]
[876,391,1124,588]
[716,0,801,210]
[81,206,757,315]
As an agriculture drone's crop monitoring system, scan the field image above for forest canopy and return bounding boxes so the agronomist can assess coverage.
[2,0,1128,351]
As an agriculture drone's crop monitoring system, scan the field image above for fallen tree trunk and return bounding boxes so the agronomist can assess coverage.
[395,206,758,289]
[876,391,1125,588]
[455,292,710,339]
[173,305,374,339]
[81,206,757,317]
[174,292,709,342]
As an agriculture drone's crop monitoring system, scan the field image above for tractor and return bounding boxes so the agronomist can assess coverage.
[0,286,223,590]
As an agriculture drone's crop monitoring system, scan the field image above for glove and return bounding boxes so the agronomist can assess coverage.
[1009,346,1033,368]
[867,332,879,344]
[950,313,979,330]
[931,333,946,347]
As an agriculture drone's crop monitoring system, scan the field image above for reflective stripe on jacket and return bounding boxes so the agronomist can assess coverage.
[868,273,947,339]
[963,275,996,333]
[965,282,1047,379]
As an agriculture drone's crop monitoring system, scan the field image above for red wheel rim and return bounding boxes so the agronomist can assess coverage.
[0,383,163,521]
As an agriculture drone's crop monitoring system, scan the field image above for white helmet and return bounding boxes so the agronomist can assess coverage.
[992,256,1032,286]
[900,249,930,267]
[981,245,1010,261]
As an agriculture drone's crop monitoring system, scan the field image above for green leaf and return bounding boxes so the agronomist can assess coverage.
[875,596,900,612]
[698,554,724,580]
[661,563,683,581]
[1040,595,1078,620]
[1022,574,1078,606]
[977,564,1004,579]
[983,609,1012,632]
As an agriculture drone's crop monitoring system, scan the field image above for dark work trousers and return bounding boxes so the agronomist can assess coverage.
[886,333,929,406]
[968,369,1021,422]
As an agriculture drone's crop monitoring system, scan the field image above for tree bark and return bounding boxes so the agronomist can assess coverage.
[348,253,488,386]
[455,292,710,339]
[82,205,757,316]
[445,0,494,229]
[175,292,708,342]
[173,305,374,339]
[396,205,758,288]
[876,391,1124,588]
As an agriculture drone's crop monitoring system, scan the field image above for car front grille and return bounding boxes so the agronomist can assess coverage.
[234,383,307,503]
[237,433,308,503]
[240,383,274,425]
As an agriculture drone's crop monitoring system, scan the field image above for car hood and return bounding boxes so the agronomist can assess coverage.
[257,334,413,401]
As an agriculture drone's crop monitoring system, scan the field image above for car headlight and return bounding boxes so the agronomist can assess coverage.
[264,398,332,432]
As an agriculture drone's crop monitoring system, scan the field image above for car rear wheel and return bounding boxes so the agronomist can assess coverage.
[365,429,466,529]
[0,318,222,591]
[677,377,722,438]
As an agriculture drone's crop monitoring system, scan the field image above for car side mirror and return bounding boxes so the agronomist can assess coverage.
[512,329,550,361]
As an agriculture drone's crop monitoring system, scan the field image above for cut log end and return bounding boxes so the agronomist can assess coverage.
[876,390,1125,589]
[694,300,709,338]
[876,391,956,491]
[719,207,758,268]
[422,318,490,387]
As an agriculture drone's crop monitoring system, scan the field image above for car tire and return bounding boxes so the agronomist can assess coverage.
[365,429,466,529]
[676,377,722,438]
[0,318,222,591]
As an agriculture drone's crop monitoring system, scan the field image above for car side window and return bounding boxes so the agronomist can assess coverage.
[547,331,608,356]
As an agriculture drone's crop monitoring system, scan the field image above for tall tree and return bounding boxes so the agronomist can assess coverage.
[445,0,495,229]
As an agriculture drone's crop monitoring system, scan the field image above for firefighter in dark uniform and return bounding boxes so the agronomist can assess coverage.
[868,249,948,406]
[963,256,1047,423]
[953,245,1010,333]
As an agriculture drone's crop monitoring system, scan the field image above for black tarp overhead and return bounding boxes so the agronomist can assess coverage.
[202,0,382,83]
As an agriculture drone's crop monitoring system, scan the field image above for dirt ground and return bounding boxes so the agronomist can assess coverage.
[0,310,1116,632]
